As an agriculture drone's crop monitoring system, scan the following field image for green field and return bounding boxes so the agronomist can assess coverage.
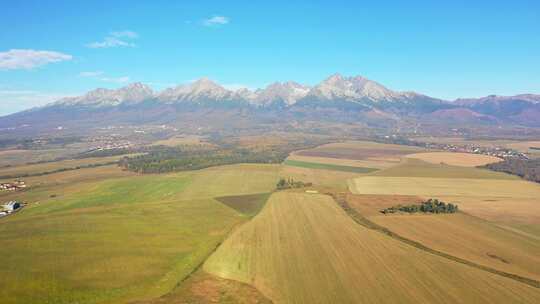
[215,193,271,217]
[0,163,280,304]
[283,159,377,173]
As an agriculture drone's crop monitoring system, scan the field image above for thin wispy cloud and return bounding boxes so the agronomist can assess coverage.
[0,49,72,70]
[202,15,230,27]
[85,30,138,48]
[79,71,104,77]
[110,31,138,39]
[99,76,130,83]
[78,71,129,83]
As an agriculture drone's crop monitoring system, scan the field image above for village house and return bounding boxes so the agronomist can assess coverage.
[1,201,23,218]
[0,180,27,191]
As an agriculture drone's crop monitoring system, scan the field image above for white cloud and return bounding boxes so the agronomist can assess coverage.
[79,71,104,77]
[203,15,230,26]
[78,71,129,83]
[86,30,138,48]
[0,49,72,70]
[99,76,130,83]
[110,30,138,39]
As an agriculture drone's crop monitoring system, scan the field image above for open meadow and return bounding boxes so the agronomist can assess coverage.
[0,155,131,179]
[0,162,279,304]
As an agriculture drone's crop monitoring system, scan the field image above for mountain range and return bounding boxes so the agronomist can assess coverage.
[2,74,540,132]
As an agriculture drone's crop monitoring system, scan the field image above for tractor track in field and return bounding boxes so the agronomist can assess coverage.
[328,192,540,289]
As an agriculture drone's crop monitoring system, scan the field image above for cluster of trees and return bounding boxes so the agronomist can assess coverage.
[276,177,312,190]
[483,158,540,183]
[119,146,289,174]
[76,148,134,158]
[381,199,458,214]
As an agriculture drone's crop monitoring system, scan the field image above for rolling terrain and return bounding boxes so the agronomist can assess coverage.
[0,163,279,304]
[205,192,540,303]
[1,138,539,304]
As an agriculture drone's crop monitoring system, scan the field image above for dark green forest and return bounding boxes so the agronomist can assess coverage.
[483,158,540,183]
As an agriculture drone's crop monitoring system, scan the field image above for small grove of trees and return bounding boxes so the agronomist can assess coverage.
[381,198,458,214]
[276,177,312,190]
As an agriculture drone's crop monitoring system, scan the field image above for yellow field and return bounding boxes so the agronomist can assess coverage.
[372,158,516,179]
[279,165,361,190]
[151,135,211,147]
[372,212,540,281]
[406,152,501,167]
[205,192,540,303]
[349,174,540,231]
[0,155,130,179]
[350,176,540,198]
[291,140,426,168]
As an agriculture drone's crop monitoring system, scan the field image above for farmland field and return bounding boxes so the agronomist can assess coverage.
[2,138,540,304]
[205,192,540,303]
[405,152,501,167]
[0,163,280,304]
[291,140,427,168]
[283,159,377,173]
[0,155,131,179]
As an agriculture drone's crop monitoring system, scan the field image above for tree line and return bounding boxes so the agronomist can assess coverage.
[483,158,540,183]
[276,177,312,190]
[118,146,289,174]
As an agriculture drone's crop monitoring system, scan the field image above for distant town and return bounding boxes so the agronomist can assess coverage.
[423,142,529,160]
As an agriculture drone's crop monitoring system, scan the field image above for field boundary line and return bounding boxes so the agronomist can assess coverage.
[328,192,540,289]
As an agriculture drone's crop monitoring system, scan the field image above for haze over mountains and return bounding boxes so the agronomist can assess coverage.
[2,74,540,131]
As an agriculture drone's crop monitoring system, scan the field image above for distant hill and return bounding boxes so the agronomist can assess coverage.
[1,74,539,134]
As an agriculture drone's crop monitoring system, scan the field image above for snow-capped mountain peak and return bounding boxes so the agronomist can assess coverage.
[55,82,154,107]
[308,73,400,101]
[158,77,233,102]
[254,81,311,106]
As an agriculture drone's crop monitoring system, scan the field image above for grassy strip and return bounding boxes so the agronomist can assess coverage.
[328,192,540,289]
[283,159,377,173]
[0,161,118,180]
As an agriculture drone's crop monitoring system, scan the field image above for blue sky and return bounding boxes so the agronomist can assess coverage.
[0,0,539,115]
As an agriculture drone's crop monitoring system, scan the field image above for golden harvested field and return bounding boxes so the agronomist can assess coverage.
[292,140,426,167]
[373,158,516,179]
[372,212,540,281]
[349,172,540,235]
[205,192,540,304]
[405,152,501,167]
[279,164,362,190]
[349,176,540,198]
